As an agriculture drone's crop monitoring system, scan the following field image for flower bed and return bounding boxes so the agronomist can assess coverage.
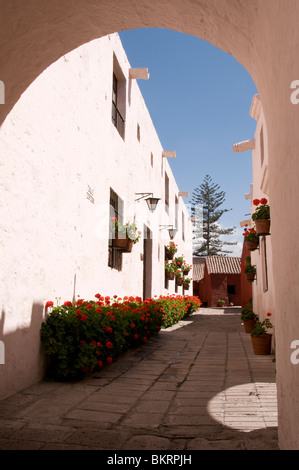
[156,294,201,328]
[41,294,201,381]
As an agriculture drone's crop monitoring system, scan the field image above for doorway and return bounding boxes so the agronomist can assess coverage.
[143,225,152,300]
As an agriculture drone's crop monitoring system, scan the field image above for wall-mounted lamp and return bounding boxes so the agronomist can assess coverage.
[135,193,160,212]
[159,225,178,240]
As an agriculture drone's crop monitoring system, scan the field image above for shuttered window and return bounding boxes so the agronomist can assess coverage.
[108,188,124,271]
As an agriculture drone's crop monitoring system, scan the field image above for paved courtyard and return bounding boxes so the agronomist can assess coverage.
[0,308,279,450]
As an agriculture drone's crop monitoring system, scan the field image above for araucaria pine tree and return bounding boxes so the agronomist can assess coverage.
[190,175,237,256]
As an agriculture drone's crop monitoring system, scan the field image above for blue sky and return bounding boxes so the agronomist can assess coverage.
[119,28,258,256]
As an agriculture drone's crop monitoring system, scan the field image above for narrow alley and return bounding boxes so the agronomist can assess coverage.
[0,309,278,451]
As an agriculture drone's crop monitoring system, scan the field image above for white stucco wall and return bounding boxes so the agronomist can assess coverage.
[0,33,193,399]
[249,96,275,343]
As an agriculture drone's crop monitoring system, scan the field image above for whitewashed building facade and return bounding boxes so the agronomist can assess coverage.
[0,33,193,399]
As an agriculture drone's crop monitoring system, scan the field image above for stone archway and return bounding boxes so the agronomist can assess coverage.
[1,0,299,450]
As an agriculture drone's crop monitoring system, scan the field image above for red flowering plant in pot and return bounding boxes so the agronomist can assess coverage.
[242,255,256,283]
[165,241,178,260]
[183,277,191,290]
[111,218,141,252]
[250,312,273,355]
[252,198,271,235]
[241,299,258,333]
[165,260,177,280]
[182,262,192,276]
[175,268,184,286]
[243,225,259,251]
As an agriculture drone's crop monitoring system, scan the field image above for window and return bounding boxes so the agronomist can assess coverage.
[261,236,268,292]
[151,152,154,167]
[165,173,169,214]
[175,196,178,231]
[111,55,126,139]
[182,212,185,241]
[137,123,140,142]
[260,125,264,167]
[227,285,236,295]
[108,188,124,271]
[164,246,169,289]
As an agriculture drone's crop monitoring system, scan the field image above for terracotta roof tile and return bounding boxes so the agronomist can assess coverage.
[192,257,206,281]
[206,256,241,275]
[192,256,241,280]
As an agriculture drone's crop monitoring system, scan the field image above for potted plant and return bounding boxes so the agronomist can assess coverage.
[165,241,178,260]
[243,226,259,251]
[182,262,191,275]
[183,277,191,290]
[251,313,273,354]
[252,198,270,235]
[241,300,258,333]
[175,268,183,286]
[217,299,225,307]
[244,263,256,283]
[174,256,184,268]
[165,260,176,280]
[111,218,141,252]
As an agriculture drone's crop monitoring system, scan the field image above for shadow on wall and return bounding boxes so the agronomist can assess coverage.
[0,302,46,400]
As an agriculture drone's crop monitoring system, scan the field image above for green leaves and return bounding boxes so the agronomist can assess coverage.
[40,295,201,380]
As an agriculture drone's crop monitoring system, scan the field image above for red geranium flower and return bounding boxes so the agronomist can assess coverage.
[97,360,103,367]
[45,301,53,308]
[130,323,136,328]
[261,198,268,205]
[267,312,272,316]
[63,301,72,307]
[253,199,260,206]
[107,356,113,364]
[106,341,113,349]
[133,334,139,340]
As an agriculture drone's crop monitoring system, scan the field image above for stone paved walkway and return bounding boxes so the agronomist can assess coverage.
[0,308,279,450]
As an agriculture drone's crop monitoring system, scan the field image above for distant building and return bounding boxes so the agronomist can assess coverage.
[193,256,241,307]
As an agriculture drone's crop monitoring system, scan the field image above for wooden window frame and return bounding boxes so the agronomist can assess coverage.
[108,188,124,271]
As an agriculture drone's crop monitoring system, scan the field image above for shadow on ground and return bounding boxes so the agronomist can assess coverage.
[0,311,279,450]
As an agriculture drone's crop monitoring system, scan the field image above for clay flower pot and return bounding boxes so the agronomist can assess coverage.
[113,235,133,252]
[255,219,271,235]
[245,240,259,251]
[176,277,183,286]
[251,334,272,355]
[165,271,175,280]
[183,283,190,290]
[243,319,257,333]
[245,272,256,282]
